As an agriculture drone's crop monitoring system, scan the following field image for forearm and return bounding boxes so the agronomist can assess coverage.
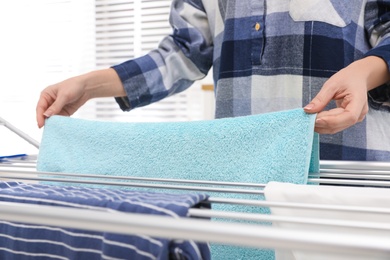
[112,0,213,110]
[347,56,390,91]
[82,68,125,99]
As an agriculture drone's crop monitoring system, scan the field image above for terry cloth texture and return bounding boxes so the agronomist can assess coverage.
[37,108,318,184]
[37,108,319,260]
[264,181,390,260]
[0,181,210,260]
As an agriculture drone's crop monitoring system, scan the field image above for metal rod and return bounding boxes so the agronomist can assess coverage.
[0,117,40,149]
[0,169,266,188]
[0,201,388,257]
[308,178,390,187]
[206,197,390,215]
[0,164,36,169]
[320,160,390,171]
[309,173,390,180]
[320,169,390,175]
[0,174,264,195]
[188,208,390,231]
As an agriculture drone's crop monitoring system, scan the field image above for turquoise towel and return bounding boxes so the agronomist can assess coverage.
[37,108,319,259]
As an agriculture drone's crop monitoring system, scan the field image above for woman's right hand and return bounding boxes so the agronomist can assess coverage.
[36,75,90,128]
[36,68,125,128]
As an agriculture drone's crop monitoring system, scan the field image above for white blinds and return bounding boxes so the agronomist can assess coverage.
[84,0,206,122]
[95,1,137,67]
[94,0,171,65]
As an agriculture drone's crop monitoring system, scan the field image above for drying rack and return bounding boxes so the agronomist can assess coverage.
[1,117,390,259]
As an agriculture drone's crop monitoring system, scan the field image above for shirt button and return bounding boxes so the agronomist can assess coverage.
[255,22,261,31]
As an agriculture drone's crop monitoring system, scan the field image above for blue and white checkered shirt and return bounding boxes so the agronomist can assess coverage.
[113,0,390,161]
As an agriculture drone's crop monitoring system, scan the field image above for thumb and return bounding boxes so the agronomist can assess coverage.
[304,87,335,114]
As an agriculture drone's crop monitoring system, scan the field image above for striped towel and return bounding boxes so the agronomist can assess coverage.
[0,181,210,260]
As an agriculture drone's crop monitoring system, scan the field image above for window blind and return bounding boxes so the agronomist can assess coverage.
[87,0,206,122]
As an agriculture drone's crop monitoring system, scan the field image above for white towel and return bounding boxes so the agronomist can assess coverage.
[264,182,390,260]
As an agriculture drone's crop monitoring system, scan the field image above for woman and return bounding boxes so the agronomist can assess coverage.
[36,0,390,160]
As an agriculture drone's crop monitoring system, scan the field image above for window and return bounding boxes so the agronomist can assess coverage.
[79,0,210,122]
[1,0,214,156]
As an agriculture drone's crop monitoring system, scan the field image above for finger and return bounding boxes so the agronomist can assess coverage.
[36,103,46,128]
[314,109,346,134]
[304,84,337,114]
[315,107,345,119]
[315,117,348,134]
[315,103,366,134]
[36,95,54,128]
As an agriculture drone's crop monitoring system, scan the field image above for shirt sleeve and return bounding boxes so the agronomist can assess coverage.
[364,0,390,111]
[364,1,390,68]
[112,0,213,111]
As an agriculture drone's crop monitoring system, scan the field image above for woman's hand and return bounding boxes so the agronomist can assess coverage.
[36,75,90,128]
[36,68,125,128]
[304,56,390,134]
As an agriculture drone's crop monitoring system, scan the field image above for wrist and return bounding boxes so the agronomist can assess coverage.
[83,69,125,99]
[351,56,390,91]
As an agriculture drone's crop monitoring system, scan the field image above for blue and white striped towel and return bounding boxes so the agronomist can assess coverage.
[0,181,210,260]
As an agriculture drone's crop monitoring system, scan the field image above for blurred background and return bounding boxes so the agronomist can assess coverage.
[0,0,214,156]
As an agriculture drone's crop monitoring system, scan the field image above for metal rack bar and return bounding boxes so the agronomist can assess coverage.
[0,168,265,188]
[188,208,390,231]
[0,174,264,195]
[0,201,388,257]
[320,160,390,171]
[0,117,40,149]
[308,178,390,187]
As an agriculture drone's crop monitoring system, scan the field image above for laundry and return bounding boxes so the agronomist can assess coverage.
[36,108,318,259]
[0,181,210,260]
[264,181,390,260]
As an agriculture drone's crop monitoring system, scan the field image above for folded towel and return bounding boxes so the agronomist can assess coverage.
[37,108,319,259]
[37,108,318,184]
[264,181,390,260]
[0,181,210,260]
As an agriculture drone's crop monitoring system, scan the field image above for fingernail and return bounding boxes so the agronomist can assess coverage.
[304,103,314,110]
[43,110,53,118]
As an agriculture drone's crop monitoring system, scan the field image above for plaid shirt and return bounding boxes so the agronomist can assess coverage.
[113,0,390,161]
